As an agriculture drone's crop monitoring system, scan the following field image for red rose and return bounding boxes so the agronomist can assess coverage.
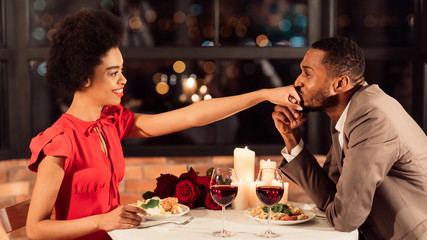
[196,176,210,188]
[204,191,222,210]
[153,173,179,199]
[175,180,199,207]
[178,167,199,182]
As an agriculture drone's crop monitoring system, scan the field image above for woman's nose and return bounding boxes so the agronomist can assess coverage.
[119,74,127,85]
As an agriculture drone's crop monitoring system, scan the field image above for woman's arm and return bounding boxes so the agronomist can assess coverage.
[126,86,302,138]
[26,155,145,240]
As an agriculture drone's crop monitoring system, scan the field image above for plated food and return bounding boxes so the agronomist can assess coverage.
[133,197,189,220]
[245,203,315,225]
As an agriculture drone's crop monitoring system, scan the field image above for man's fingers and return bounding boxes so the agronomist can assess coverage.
[272,111,289,125]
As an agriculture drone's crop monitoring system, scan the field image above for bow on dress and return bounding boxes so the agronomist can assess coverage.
[85,115,117,136]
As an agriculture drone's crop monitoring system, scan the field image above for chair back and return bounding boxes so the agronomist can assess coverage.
[0,200,30,240]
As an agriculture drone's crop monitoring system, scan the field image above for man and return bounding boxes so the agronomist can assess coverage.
[273,36,427,240]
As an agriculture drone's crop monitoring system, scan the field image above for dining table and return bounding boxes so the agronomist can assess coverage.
[108,202,359,240]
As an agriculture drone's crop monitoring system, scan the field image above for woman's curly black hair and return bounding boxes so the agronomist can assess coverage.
[45,8,124,96]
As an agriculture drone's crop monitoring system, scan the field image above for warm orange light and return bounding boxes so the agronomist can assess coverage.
[256,34,269,47]
[155,82,169,95]
[203,61,216,74]
[173,61,186,73]
[173,11,186,23]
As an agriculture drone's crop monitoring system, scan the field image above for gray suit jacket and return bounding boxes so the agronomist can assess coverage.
[280,84,427,240]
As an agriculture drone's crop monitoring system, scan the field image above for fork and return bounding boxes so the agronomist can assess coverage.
[136,216,194,228]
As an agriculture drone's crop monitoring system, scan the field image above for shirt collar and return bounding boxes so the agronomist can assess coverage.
[335,100,351,133]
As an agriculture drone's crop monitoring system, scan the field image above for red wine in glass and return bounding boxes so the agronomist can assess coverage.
[256,186,284,206]
[210,185,238,206]
[255,168,285,238]
[209,167,238,237]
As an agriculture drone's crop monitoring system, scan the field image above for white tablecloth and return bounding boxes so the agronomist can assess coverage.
[108,207,358,240]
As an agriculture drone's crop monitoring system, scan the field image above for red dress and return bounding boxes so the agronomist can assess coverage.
[28,105,134,240]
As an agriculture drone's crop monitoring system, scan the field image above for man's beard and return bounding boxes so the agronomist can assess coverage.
[295,86,338,113]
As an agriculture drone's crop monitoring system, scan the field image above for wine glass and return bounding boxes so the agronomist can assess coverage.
[255,168,284,238]
[209,168,239,237]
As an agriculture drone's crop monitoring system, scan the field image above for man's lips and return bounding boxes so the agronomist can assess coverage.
[295,87,304,106]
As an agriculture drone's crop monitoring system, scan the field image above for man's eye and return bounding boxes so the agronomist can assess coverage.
[111,72,118,76]
[304,72,310,76]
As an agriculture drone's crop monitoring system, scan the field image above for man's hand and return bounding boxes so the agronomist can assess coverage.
[272,105,306,136]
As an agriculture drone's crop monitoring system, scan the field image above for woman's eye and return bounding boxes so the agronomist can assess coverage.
[304,72,310,76]
[111,72,118,76]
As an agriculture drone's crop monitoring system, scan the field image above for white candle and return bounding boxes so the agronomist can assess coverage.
[232,181,249,210]
[233,147,255,183]
[279,182,289,204]
[259,159,276,184]
[260,159,276,169]
[248,181,261,208]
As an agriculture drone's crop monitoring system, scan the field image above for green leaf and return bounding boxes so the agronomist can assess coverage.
[142,191,154,200]
[218,175,225,185]
[217,175,232,185]
[140,199,160,209]
[272,204,283,213]
[206,167,214,177]
[281,204,293,216]
[262,206,268,213]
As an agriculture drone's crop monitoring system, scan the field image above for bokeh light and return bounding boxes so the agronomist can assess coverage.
[279,19,291,32]
[256,34,269,47]
[202,41,214,46]
[199,85,208,94]
[169,74,177,85]
[144,10,157,23]
[129,17,143,31]
[33,0,46,11]
[32,27,46,40]
[173,61,186,73]
[191,94,200,102]
[37,61,47,76]
[173,11,186,23]
[155,82,169,95]
[152,72,162,84]
[203,61,216,74]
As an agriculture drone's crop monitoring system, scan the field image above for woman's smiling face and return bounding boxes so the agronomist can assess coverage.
[85,47,127,107]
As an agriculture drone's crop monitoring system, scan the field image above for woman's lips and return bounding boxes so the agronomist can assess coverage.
[113,88,124,97]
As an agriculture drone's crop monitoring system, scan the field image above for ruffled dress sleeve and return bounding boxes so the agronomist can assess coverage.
[101,104,135,140]
[28,126,72,172]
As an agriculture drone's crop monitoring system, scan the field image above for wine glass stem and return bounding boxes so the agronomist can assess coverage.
[267,206,271,233]
[221,205,226,233]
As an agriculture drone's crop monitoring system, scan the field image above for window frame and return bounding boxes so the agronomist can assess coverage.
[1,0,425,160]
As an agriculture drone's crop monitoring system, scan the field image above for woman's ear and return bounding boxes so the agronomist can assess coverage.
[84,79,91,87]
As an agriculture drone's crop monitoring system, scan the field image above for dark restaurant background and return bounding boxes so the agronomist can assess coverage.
[1,0,426,160]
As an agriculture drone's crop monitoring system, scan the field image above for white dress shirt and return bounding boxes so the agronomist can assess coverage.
[281,101,351,161]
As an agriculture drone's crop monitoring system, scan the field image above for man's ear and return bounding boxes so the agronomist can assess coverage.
[333,75,350,92]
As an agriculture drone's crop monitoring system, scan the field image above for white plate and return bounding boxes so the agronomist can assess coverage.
[244,208,315,225]
[140,204,190,221]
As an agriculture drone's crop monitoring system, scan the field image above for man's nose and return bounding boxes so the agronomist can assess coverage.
[294,76,303,87]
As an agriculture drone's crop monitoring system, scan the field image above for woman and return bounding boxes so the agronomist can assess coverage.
[26,8,302,240]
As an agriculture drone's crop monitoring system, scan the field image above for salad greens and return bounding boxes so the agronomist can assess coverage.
[262,203,293,216]
[140,199,160,209]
